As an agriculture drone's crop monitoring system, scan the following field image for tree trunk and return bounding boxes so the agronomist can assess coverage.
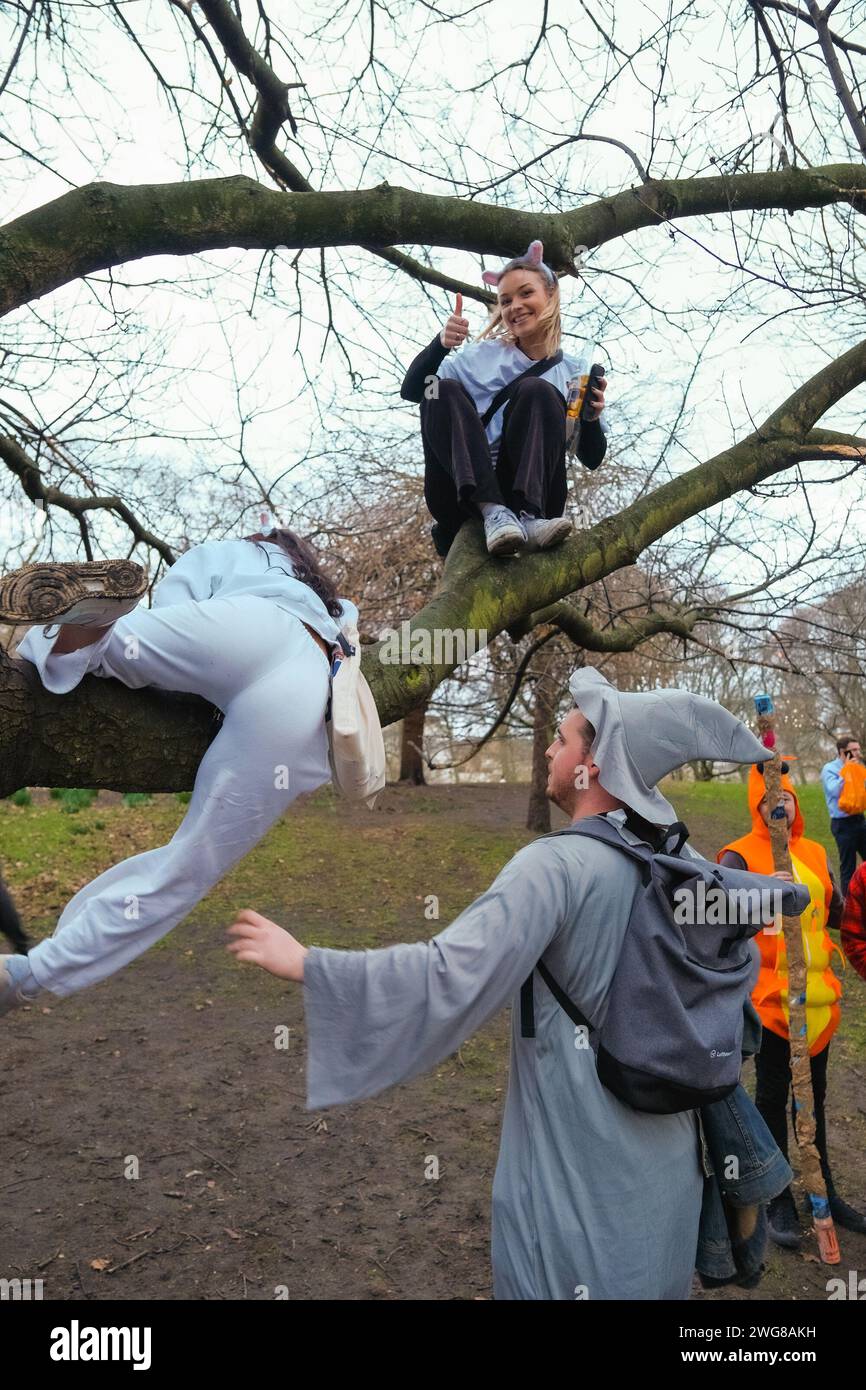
[527,657,558,833]
[399,701,427,784]
[0,645,219,797]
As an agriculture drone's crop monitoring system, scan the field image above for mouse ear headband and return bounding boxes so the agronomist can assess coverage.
[482,239,557,288]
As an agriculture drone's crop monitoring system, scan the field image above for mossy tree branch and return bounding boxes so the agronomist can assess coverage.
[2,163,864,318]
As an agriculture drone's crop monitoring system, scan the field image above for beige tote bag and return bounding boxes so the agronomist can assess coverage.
[327,623,386,808]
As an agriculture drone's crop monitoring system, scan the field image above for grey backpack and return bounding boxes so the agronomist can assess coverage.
[519,815,810,1114]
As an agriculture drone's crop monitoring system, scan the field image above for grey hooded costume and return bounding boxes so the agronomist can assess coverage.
[302,671,771,1299]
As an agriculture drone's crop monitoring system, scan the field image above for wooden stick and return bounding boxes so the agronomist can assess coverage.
[754,695,840,1264]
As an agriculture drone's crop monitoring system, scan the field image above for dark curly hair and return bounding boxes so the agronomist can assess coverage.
[244,527,344,619]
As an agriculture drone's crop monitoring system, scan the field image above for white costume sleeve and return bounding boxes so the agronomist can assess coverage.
[303,841,570,1110]
[151,542,225,609]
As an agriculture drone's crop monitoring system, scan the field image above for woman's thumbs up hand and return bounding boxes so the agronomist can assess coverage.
[440,292,469,349]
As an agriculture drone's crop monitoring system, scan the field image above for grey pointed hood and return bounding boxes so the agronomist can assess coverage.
[568,667,769,824]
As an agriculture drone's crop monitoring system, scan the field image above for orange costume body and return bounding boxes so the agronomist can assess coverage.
[717,767,842,1057]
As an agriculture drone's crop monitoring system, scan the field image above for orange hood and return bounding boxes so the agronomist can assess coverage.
[745,762,804,845]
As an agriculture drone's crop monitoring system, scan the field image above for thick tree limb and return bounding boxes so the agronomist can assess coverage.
[2,163,864,318]
[0,432,858,796]
[365,339,866,724]
[0,648,220,796]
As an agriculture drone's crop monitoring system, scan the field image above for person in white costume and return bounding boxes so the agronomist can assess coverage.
[0,529,357,1011]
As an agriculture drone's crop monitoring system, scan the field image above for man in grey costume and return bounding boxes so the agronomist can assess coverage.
[227,668,773,1300]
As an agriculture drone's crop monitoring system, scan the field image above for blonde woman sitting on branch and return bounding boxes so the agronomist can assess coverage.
[400,240,608,559]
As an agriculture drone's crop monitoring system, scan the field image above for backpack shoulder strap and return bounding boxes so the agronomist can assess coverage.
[480,350,564,428]
[538,815,654,874]
[540,813,690,864]
[520,814,687,1041]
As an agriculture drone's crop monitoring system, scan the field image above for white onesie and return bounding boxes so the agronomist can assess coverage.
[14,537,357,997]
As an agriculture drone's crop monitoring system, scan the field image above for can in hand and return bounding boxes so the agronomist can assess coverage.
[566,362,606,458]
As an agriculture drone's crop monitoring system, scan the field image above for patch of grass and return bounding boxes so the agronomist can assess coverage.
[7,788,31,807]
[0,796,183,896]
[59,788,96,814]
[123,792,153,808]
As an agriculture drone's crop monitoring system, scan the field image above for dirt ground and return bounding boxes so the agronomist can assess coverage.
[3,783,865,1301]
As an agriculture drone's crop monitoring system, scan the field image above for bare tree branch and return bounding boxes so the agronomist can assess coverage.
[0,435,176,564]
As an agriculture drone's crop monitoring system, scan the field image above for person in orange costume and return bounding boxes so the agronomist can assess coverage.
[718,762,866,1247]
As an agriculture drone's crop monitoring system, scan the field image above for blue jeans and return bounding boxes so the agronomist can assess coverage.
[696,1082,793,1287]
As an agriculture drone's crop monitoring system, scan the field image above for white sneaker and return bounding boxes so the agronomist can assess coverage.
[520,515,573,552]
[0,559,147,627]
[483,507,527,556]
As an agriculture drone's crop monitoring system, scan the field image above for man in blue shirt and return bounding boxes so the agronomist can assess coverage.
[821,736,866,895]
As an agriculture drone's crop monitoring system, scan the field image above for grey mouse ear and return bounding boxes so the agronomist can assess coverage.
[482,270,501,286]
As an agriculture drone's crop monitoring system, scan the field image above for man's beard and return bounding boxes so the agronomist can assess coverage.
[546,776,574,815]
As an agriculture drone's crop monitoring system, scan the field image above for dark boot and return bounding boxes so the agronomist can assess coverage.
[825,1175,866,1235]
[767,1188,802,1249]
[809,1159,866,1235]
[828,1194,866,1234]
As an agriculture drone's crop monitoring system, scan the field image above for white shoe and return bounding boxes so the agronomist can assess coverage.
[0,559,147,627]
[520,515,573,552]
[483,507,527,556]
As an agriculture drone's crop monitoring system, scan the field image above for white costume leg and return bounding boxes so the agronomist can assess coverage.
[17,595,331,996]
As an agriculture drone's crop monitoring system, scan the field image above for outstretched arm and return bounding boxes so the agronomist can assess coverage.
[227,842,570,1109]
